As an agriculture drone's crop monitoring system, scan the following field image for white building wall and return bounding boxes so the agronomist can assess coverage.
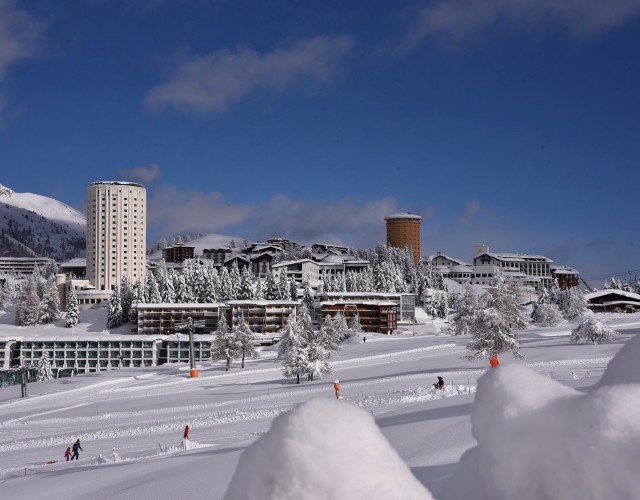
[86,182,146,291]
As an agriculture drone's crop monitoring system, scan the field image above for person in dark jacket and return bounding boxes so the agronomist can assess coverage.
[433,376,445,390]
[71,439,82,460]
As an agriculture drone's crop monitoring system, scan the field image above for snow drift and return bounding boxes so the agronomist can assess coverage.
[439,338,640,500]
[223,397,434,500]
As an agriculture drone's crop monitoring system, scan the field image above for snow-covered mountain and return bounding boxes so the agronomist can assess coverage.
[0,184,85,261]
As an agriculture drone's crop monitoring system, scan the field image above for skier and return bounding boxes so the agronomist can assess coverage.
[363,336,366,343]
[71,439,82,460]
[64,447,71,461]
[433,376,445,390]
[333,379,341,399]
[490,355,500,368]
[183,424,190,440]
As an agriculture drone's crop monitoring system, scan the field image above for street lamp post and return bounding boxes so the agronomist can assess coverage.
[174,316,206,378]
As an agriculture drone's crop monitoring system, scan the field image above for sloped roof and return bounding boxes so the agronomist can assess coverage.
[475,252,553,263]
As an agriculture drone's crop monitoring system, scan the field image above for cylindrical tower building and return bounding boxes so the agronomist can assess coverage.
[86,181,146,291]
[384,213,423,263]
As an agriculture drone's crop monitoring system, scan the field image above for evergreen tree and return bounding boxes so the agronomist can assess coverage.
[38,276,60,324]
[563,288,588,319]
[158,237,168,250]
[348,312,363,336]
[175,273,193,303]
[333,312,349,343]
[161,271,176,303]
[278,270,289,300]
[305,339,332,381]
[129,281,143,322]
[302,277,314,311]
[465,307,524,363]
[532,302,564,327]
[318,314,340,354]
[264,271,279,300]
[254,278,264,300]
[297,304,315,343]
[211,314,236,371]
[232,314,259,368]
[219,267,233,301]
[107,286,123,328]
[36,351,54,381]
[229,262,241,300]
[481,275,528,330]
[145,273,161,303]
[202,269,218,303]
[238,267,254,300]
[570,316,620,345]
[277,313,308,384]
[120,277,133,318]
[15,276,40,326]
[65,286,80,327]
[289,278,298,301]
[450,284,477,335]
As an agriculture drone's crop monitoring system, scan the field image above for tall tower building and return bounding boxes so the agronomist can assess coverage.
[86,181,146,291]
[384,213,423,263]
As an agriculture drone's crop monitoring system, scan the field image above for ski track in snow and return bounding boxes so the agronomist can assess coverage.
[0,336,617,476]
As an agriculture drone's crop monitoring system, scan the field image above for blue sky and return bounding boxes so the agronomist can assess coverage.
[1,0,639,287]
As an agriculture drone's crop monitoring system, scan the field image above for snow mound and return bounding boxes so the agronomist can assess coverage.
[223,397,433,500]
[440,360,640,500]
[595,331,640,387]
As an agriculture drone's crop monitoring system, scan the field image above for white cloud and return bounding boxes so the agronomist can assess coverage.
[119,164,161,184]
[390,0,640,51]
[248,194,403,248]
[147,186,251,237]
[145,35,355,113]
[0,0,45,80]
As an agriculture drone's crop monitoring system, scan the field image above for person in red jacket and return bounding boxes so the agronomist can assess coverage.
[64,447,71,461]
[333,380,341,399]
[490,355,500,368]
[183,424,190,440]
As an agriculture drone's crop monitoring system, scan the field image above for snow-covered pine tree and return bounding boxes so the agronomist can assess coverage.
[465,307,524,362]
[65,286,80,327]
[232,314,259,368]
[120,277,133,319]
[238,266,254,300]
[36,351,54,381]
[532,302,564,327]
[297,304,315,343]
[254,278,264,300]
[305,339,331,381]
[481,274,528,330]
[318,314,339,354]
[145,273,161,304]
[211,314,236,371]
[277,270,289,300]
[570,316,620,345]
[161,271,176,303]
[450,284,477,335]
[348,312,363,336]
[263,271,279,300]
[38,276,60,324]
[202,269,218,303]
[219,267,233,301]
[129,281,143,322]
[15,276,40,326]
[175,273,193,303]
[302,276,314,311]
[107,286,123,328]
[563,288,588,319]
[229,262,241,300]
[333,312,349,342]
[277,313,307,384]
[288,278,298,301]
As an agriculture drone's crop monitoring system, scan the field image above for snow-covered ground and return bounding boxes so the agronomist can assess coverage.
[0,311,639,499]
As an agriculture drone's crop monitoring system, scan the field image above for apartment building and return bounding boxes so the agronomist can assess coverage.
[86,181,146,291]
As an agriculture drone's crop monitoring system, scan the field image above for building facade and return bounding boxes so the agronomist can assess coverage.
[385,213,422,263]
[86,181,147,291]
